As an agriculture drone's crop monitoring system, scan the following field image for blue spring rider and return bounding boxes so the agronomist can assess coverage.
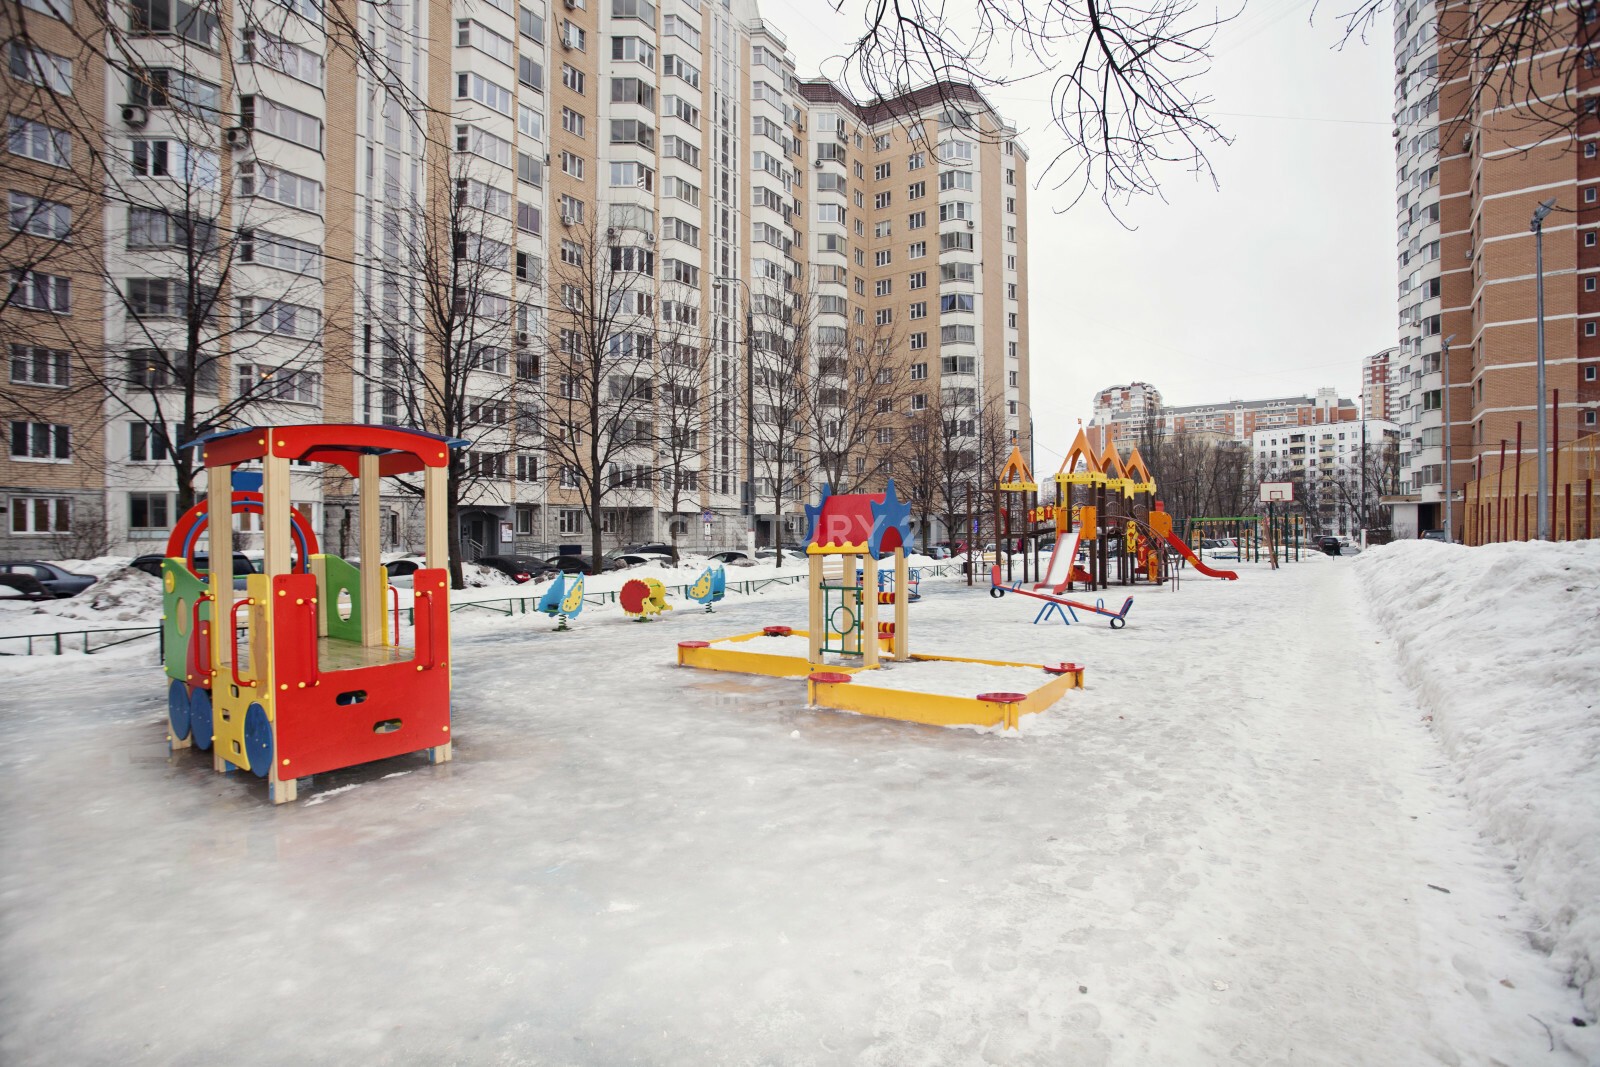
[536,573,586,630]
[686,563,726,612]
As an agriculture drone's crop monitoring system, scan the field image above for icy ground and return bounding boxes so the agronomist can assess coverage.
[2,551,1596,1065]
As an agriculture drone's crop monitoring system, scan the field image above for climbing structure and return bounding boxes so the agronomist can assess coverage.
[803,480,915,667]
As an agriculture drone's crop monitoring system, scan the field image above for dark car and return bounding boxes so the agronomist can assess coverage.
[1317,536,1342,557]
[616,541,676,560]
[474,555,558,583]
[0,561,98,598]
[1420,529,1448,542]
[131,552,258,578]
[545,554,627,574]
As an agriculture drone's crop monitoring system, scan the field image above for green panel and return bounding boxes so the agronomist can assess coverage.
[161,559,212,682]
[317,554,364,642]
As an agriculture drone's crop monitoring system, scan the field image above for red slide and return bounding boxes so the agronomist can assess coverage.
[1163,532,1239,580]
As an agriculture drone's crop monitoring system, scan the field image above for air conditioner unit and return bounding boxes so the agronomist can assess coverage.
[121,104,149,128]
[813,159,823,168]
[645,233,656,244]
[225,126,252,149]
[564,0,577,8]
[606,227,617,237]
[517,331,530,345]
[1461,132,1472,150]
[561,213,576,226]
[966,220,974,230]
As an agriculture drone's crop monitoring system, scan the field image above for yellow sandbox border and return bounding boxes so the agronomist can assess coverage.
[676,631,1084,731]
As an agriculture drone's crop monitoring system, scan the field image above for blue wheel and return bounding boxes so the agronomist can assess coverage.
[167,680,190,741]
[189,687,214,750]
[244,702,272,778]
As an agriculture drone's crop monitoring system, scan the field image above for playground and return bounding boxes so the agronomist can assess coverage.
[2,543,1596,1065]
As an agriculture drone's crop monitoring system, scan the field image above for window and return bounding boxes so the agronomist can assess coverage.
[874,279,891,296]
[238,94,322,150]
[909,241,926,259]
[873,220,891,238]
[237,298,320,339]
[128,421,170,463]
[663,54,700,88]
[457,19,513,64]
[939,139,974,162]
[941,356,976,375]
[1587,322,1598,337]
[940,231,974,252]
[940,324,975,344]
[133,0,218,45]
[130,67,219,117]
[237,229,318,274]
[560,150,585,179]
[128,492,171,531]
[874,162,891,180]
[8,117,70,166]
[1005,196,1015,214]
[457,124,513,167]
[8,270,69,312]
[1588,233,1597,248]
[241,26,321,85]
[1006,254,1017,270]
[520,4,545,41]
[1589,366,1599,381]
[518,151,544,187]
[20,0,71,20]
[518,106,545,141]
[875,308,892,325]
[938,171,974,192]
[10,421,69,460]
[611,36,656,69]
[1005,168,1015,185]
[610,161,655,190]
[874,192,891,210]
[663,12,700,46]
[9,43,72,94]
[611,119,656,149]
[516,454,539,482]
[8,191,70,238]
[855,161,865,179]
[10,496,70,534]
[560,21,586,50]
[457,71,512,114]
[518,55,545,92]
[938,201,972,222]
[1587,277,1597,292]
[561,64,585,93]
[875,250,892,267]
[1587,188,1598,204]
[1006,282,1017,300]
[236,161,322,212]
[559,507,583,531]
[10,344,68,387]
[663,134,699,166]
[940,293,974,313]
[908,152,925,170]
[517,201,542,235]
[909,332,927,350]
[907,211,926,230]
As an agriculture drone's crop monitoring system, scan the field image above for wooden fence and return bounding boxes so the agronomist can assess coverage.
[1464,433,1597,544]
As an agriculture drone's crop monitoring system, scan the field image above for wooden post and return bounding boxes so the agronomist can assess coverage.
[807,554,824,664]
[860,552,879,668]
[262,453,292,576]
[1564,483,1572,542]
[1495,439,1507,543]
[208,463,233,670]
[964,482,973,586]
[359,454,383,647]
[1550,389,1560,540]
[424,463,448,570]
[1512,422,1523,540]
[1587,478,1594,540]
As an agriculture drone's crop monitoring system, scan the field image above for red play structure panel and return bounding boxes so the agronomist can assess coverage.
[977,691,1029,703]
[808,672,853,684]
[1043,663,1082,674]
[763,625,792,636]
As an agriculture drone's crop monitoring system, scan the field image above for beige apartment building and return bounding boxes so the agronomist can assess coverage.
[1,0,1030,560]
[1086,382,1358,452]
[1386,0,1596,538]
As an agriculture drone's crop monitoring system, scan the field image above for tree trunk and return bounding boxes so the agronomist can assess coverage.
[446,482,465,590]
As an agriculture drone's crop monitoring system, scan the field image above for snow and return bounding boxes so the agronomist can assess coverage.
[857,659,1055,699]
[1355,538,1600,1017]
[0,550,1595,1064]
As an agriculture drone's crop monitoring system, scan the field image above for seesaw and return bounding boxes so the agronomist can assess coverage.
[989,565,1133,629]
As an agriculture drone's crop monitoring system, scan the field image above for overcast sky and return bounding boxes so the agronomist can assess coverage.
[762,0,1398,470]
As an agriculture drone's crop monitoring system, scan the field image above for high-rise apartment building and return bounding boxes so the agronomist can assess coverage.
[1087,382,1357,451]
[1387,0,1595,538]
[1362,347,1397,422]
[1,0,1029,558]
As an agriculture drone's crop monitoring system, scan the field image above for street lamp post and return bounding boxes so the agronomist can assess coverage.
[1440,332,1456,543]
[1530,198,1556,541]
[714,275,756,557]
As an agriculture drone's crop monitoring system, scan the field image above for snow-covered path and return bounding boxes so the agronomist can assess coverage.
[0,557,1589,1064]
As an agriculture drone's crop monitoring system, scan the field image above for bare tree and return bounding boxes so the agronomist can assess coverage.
[654,300,707,562]
[349,145,536,587]
[542,220,664,573]
[806,317,910,496]
[824,0,1233,210]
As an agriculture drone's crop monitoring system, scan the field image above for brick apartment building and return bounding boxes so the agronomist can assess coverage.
[1386,0,1596,539]
[0,0,1029,558]
[1087,382,1359,452]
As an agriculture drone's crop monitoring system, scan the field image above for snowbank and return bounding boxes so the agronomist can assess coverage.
[1355,539,1600,1013]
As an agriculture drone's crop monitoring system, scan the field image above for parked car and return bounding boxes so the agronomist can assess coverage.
[755,547,807,564]
[925,545,953,560]
[130,552,258,579]
[474,555,559,583]
[382,556,424,581]
[0,572,52,600]
[610,553,666,569]
[1420,529,1448,542]
[545,554,627,574]
[612,542,677,561]
[707,550,758,566]
[1316,535,1342,557]
[0,561,98,598]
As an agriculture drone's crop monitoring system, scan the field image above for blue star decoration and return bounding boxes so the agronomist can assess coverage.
[867,479,913,559]
[803,484,834,548]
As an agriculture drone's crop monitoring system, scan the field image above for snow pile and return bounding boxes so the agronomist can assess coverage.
[34,567,162,623]
[1355,538,1600,1013]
